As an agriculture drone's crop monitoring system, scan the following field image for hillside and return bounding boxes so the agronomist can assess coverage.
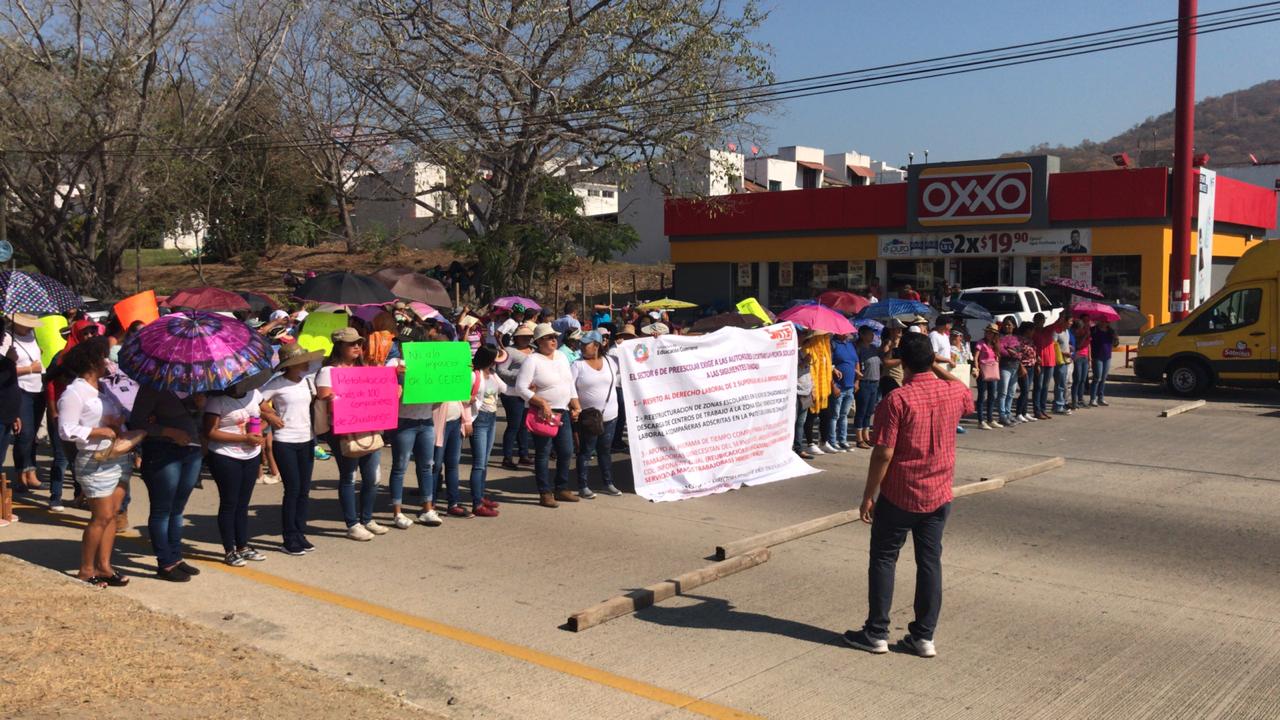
[1009,79,1280,171]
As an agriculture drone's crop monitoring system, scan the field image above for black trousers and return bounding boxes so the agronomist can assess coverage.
[864,496,950,642]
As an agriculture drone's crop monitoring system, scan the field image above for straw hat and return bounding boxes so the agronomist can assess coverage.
[276,342,322,371]
[331,326,361,343]
[9,312,40,329]
[532,323,558,342]
[616,324,638,339]
[641,322,669,336]
[513,324,534,338]
[984,322,1000,333]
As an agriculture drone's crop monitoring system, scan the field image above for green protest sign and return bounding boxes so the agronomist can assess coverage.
[297,311,348,356]
[403,341,472,404]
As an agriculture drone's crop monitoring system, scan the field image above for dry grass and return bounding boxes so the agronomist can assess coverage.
[0,555,440,719]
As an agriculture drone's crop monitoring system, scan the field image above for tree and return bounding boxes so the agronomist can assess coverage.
[346,0,771,294]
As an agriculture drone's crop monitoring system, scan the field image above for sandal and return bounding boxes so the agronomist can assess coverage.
[101,573,129,587]
[79,576,107,588]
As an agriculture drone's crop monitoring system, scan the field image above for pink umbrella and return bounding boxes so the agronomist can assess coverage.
[117,311,273,394]
[163,286,251,312]
[492,296,541,311]
[776,302,855,334]
[1045,277,1105,300]
[1071,301,1120,322]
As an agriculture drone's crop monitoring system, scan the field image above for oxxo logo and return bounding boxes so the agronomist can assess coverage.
[917,162,1033,227]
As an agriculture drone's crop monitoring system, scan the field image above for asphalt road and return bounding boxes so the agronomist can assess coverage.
[5,373,1280,719]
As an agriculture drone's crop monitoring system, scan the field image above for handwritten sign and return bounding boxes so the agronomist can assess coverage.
[330,366,399,434]
[34,315,68,366]
[297,311,348,356]
[114,290,160,330]
[402,341,472,404]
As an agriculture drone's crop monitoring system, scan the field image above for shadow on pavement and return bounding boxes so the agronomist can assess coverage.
[632,593,838,646]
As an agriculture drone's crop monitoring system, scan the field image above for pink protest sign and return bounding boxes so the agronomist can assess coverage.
[330,366,399,434]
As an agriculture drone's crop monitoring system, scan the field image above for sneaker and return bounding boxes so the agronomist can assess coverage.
[1098,399,1110,407]
[1022,414,1036,422]
[446,505,471,518]
[314,447,332,460]
[238,547,266,562]
[1088,400,1098,407]
[178,562,202,576]
[346,524,375,541]
[473,504,499,518]
[281,546,307,556]
[956,426,967,434]
[224,551,246,567]
[417,509,443,526]
[990,420,1003,428]
[156,565,192,582]
[299,541,316,553]
[806,443,824,455]
[392,513,413,530]
[363,520,389,535]
[601,484,623,496]
[480,496,500,508]
[820,442,841,454]
[902,634,937,658]
[578,487,596,499]
[979,421,991,430]
[49,503,66,512]
[842,629,888,654]
[258,473,281,485]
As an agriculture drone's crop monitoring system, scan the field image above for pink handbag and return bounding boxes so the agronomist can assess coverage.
[524,408,562,438]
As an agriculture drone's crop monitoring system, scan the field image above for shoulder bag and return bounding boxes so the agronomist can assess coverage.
[575,359,613,437]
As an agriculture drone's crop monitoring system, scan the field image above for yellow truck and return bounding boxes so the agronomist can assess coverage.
[1135,240,1279,396]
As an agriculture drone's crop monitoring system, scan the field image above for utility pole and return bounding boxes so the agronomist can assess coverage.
[1169,0,1197,321]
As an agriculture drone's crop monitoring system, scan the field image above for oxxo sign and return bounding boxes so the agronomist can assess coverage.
[907,155,1054,232]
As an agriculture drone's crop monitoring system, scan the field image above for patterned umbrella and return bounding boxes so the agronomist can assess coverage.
[163,286,252,312]
[855,299,935,321]
[0,270,85,315]
[816,290,870,315]
[118,311,273,394]
[777,302,855,334]
[491,295,541,311]
[1044,276,1105,300]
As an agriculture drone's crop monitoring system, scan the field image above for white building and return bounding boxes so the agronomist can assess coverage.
[744,145,830,191]
[824,150,876,186]
[617,149,744,264]
[348,161,466,249]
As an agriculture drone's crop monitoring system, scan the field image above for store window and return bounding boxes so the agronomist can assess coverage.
[885,259,943,299]
[730,263,760,305]
[1092,255,1141,305]
[767,261,856,308]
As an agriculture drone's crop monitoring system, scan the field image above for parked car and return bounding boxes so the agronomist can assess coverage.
[956,286,1063,339]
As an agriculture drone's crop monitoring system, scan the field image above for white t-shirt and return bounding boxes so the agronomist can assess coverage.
[384,358,432,420]
[571,357,619,422]
[5,332,43,393]
[260,375,313,443]
[471,370,507,415]
[204,389,263,460]
[929,330,952,363]
[58,378,126,452]
[515,351,577,410]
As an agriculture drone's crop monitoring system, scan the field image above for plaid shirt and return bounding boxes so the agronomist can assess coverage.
[871,373,975,513]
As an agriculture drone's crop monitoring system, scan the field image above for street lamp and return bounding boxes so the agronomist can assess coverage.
[924,149,929,164]
[908,152,914,166]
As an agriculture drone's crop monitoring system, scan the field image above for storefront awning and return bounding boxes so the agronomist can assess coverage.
[796,160,833,172]
[848,165,875,178]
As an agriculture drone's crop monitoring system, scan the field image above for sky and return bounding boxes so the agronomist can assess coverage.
[741,0,1280,165]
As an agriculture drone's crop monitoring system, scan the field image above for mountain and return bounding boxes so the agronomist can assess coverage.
[1008,79,1280,171]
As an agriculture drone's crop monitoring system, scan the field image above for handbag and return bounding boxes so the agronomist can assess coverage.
[339,431,384,457]
[307,376,330,436]
[979,360,1000,382]
[575,358,614,437]
[524,408,562,438]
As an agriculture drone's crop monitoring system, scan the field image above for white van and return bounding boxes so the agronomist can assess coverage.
[956,286,1064,339]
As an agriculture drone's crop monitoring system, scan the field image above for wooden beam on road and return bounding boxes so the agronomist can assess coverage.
[953,478,1006,497]
[1161,399,1206,417]
[714,510,859,561]
[980,456,1065,484]
[568,548,771,632]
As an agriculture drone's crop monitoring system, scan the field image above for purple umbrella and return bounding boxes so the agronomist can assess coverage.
[118,311,273,394]
[492,296,541,312]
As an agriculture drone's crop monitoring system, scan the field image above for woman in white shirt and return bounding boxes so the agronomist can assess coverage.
[495,324,534,469]
[571,331,622,498]
[259,343,323,556]
[56,338,131,587]
[4,313,46,490]
[315,327,384,542]
[467,345,506,517]
[514,323,580,508]
[203,381,266,567]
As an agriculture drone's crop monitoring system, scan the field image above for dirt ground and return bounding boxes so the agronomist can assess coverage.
[0,555,440,720]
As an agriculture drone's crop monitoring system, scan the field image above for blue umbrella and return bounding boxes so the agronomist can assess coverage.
[947,299,994,321]
[1,270,84,315]
[855,299,934,321]
[853,318,884,347]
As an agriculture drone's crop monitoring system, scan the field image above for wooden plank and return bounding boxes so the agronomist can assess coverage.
[1161,399,1206,417]
[567,548,770,632]
[715,510,859,561]
[981,456,1065,484]
[953,478,1006,497]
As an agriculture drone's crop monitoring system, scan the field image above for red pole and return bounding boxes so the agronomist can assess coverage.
[1169,0,1196,321]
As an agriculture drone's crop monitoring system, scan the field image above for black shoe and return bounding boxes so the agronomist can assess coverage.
[282,546,307,556]
[300,539,316,553]
[842,629,889,654]
[156,566,191,583]
[177,561,201,576]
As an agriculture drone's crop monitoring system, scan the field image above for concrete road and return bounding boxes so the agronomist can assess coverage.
[5,374,1280,719]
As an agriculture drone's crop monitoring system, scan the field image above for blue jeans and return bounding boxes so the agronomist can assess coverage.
[864,497,950,642]
[793,398,809,451]
[207,452,258,553]
[139,441,202,568]
[273,440,314,552]
[324,433,380,527]
[389,417,433,506]
[1091,358,1111,402]
[468,411,497,505]
[612,387,628,449]
[1053,363,1069,412]
[1072,356,1090,406]
[1015,372,1030,417]
[827,389,856,445]
[1033,366,1053,415]
[853,381,879,431]
[998,365,1018,418]
[532,409,573,493]
[975,380,998,423]
[576,418,616,490]
[499,394,529,462]
[434,418,463,507]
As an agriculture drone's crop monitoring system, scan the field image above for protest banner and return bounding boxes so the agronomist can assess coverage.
[330,366,399,434]
[297,311,349,356]
[402,341,472,404]
[34,315,68,366]
[113,290,160,330]
[618,323,817,502]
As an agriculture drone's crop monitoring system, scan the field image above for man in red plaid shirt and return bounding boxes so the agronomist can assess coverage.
[844,331,974,658]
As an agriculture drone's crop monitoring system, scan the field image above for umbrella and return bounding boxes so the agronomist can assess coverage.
[492,296,541,312]
[816,290,870,315]
[371,267,452,307]
[1071,301,1120,323]
[690,312,765,334]
[118,311,274,394]
[776,303,855,334]
[947,299,994,321]
[1109,303,1148,329]
[855,299,934,321]
[163,286,252,312]
[1044,276,1105,300]
[350,303,392,325]
[295,271,396,306]
[0,270,84,315]
[853,318,884,346]
[237,290,279,315]
[637,297,698,311]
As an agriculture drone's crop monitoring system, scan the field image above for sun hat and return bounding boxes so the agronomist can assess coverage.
[269,309,289,322]
[513,324,535,338]
[331,326,361,343]
[886,317,907,330]
[910,314,930,325]
[532,323,558,342]
[616,324,637,338]
[9,312,40,329]
[641,322,669,336]
[580,330,604,346]
[276,342,323,371]
[565,328,583,341]
[984,322,1000,333]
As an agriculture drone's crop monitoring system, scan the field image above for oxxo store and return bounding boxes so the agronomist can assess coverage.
[666,155,1277,326]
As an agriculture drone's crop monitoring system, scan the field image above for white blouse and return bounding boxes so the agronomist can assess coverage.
[514,351,577,410]
[58,378,125,452]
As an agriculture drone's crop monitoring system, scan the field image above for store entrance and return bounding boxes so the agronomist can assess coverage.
[956,258,999,289]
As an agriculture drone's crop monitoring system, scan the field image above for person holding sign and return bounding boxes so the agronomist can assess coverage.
[260,343,324,555]
[515,323,581,508]
[386,339,438,529]
[315,327,385,542]
[571,331,621,498]
[466,345,505,517]
[203,382,267,567]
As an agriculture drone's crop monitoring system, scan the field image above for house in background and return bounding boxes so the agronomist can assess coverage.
[617,149,744,264]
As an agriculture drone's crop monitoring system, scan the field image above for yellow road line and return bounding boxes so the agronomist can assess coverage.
[12,502,761,720]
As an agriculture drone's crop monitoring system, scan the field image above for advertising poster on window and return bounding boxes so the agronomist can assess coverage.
[847,261,867,290]
[915,261,933,289]
[736,262,753,287]
[1194,169,1216,309]
[879,227,1091,258]
[1041,257,1060,279]
[811,263,828,287]
[1071,257,1092,285]
[778,261,794,287]
[618,324,818,502]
